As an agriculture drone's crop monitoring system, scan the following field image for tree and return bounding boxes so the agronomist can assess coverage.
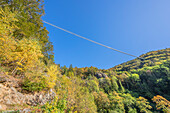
[110,76,119,91]
[120,93,136,112]
[108,91,125,113]
[129,74,140,83]
[68,64,73,71]
[87,66,98,76]
[0,7,44,74]
[61,65,68,75]
[45,64,60,89]
[99,78,112,93]
[0,0,54,63]
[136,96,152,113]
[93,91,110,113]
[0,7,18,67]
[22,60,46,91]
[12,38,44,74]
[56,76,97,113]
[119,80,125,92]
[152,95,170,113]
[41,96,67,112]
[87,80,99,92]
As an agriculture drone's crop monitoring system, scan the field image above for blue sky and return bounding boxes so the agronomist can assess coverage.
[42,0,170,69]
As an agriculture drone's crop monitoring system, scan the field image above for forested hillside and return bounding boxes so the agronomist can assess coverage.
[0,0,170,113]
[110,48,170,71]
[58,49,170,113]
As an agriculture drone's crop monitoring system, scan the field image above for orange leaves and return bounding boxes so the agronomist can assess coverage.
[152,95,170,113]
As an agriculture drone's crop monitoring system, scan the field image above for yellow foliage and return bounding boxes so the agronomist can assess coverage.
[136,96,152,113]
[14,38,44,72]
[16,67,23,71]
[0,7,18,64]
[0,7,18,36]
[45,64,60,89]
[152,95,170,113]
[0,7,44,75]
[55,76,97,112]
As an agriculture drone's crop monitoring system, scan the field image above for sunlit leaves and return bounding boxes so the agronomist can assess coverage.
[93,91,110,113]
[136,96,152,113]
[152,95,170,113]
[46,64,60,89]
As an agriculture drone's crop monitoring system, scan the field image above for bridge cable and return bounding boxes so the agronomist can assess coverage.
[43,20,144,60]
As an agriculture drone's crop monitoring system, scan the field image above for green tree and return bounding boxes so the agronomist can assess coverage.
[87,80,99,92]
[69,64,73,72]
[119,80,125,92]
[99,78,112,93]
[120,93,136,112]
[93,91,110,113]
[136,96,152,113]
[108,91,125,113]
[110,76,119,91]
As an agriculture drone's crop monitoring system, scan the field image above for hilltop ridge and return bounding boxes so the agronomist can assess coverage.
[110,48,170,71]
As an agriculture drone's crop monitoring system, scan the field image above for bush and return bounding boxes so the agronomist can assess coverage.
[41,96,67,113]
[22,77,46,91]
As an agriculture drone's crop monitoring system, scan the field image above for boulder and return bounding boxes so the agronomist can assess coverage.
[95,72,108,79]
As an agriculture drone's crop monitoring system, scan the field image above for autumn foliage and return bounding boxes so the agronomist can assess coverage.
[152,95,170,113]
[0,0,170,113]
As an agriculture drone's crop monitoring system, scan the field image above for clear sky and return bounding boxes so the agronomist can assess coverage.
[42,0,170,69]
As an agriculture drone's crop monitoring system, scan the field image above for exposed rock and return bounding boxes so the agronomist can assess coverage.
[0,76,7,83]
[10,87,17,93]
[0,73,56,110]
[0,74,20,88]
[1,108,31,113]
[0,83,56,110]
[21,108,31,113]
[95,72,108,79]
[0,104,7,110]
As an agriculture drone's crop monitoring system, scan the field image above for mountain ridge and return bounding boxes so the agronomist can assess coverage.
[109,48,170,71]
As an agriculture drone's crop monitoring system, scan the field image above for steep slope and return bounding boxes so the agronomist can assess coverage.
[109,48,170,71]
[0,0,169,112]
[59,48,170,112]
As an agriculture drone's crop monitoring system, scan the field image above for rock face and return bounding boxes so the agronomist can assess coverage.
[0,83,55,110]
[95,72,108,79]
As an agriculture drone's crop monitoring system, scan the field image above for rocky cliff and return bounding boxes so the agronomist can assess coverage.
[0,73,56,111]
